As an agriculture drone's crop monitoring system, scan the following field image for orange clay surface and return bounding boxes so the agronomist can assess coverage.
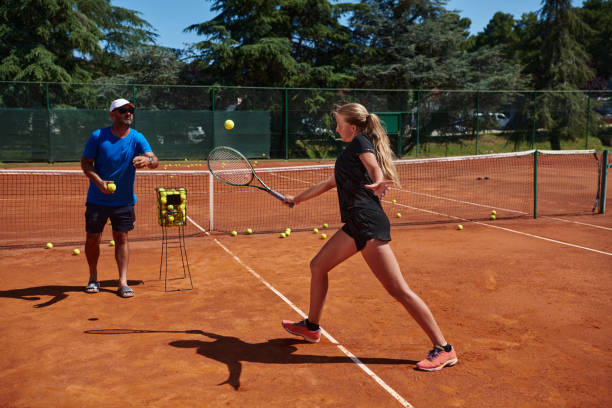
[1,212,611,407]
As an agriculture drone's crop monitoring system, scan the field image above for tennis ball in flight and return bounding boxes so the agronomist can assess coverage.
[46,242,53,249]
[107,183,116,192]
[457,225,463,230]
[247,228,253,234]
[320,233,327,239]
[109,240,115,246]
[313,228,319,233]
[73,248,80,255]
[231,231,238,236]
[224,119,234,130]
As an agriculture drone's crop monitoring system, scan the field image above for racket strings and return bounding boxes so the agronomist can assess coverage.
[208,148,253,186]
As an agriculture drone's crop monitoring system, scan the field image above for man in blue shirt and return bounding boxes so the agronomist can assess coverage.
[81,98,158,298]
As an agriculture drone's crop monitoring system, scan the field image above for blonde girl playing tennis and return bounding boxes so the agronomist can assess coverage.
[282,102,457,371]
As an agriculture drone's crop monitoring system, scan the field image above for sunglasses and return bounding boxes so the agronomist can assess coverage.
[114,107,135,114]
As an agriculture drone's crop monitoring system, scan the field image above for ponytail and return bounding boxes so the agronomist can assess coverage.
[334,103,401,186]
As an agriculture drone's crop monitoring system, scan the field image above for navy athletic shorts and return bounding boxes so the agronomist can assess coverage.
[85,203,135,233]
[341,207,391,251]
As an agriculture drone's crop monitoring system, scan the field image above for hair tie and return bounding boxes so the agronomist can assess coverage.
[365,113,370,121]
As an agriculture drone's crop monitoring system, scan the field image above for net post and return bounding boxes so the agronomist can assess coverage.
[533,150,538,218]
[209,170,214,230]
[600,150,609,214]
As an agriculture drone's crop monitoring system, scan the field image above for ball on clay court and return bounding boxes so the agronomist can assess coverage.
[457,224,463,230]
[322,223,328,229]
[247,228,253,234]
[280,232,286,238]
[231,231,238,236]
[284,230,291,236]
[396,212,402,218]
[491,210,497,215]
[392,199,397,204]
[73,248,80,255]
[285,228,291,233]
[107,183,116,192]
[320,233,327,239]
[224,119,234,130]
[313,228,319,234]
[490,215,496,220]
[45,242,53,249]
[109,240,115,246]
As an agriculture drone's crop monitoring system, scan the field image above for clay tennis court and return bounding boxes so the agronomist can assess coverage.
[1,157,611,407]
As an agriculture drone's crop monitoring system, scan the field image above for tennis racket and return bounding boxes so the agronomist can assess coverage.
[207,146,294,207]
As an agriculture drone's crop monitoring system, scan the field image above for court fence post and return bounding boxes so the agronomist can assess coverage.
[533,150,539,219]
[46,82,53,163]
[475,90,480,155]
[531,91,537,149]
[585,92,591,149]
[600,149,608,214]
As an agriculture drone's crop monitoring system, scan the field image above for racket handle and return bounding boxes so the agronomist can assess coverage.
[269,189,295,208]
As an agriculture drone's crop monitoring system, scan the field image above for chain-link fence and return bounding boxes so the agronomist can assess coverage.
[1,82,610,162]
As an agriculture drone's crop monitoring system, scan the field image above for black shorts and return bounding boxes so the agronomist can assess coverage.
[341,207,391,251]
[85,203,135,233]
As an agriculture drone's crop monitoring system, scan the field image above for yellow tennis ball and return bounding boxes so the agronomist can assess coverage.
[396,212,402,218]
[313,228,319,233]
[491,210,497,215]
[224,119,234,130]
[231,231,238,236]
[457,224,463,230]
[45,242,53,249]
[73,248,80,255]
[253,160,258,165]
[284,230,291,236]
[109,240,115,246]
[392,199,397,204]
[322,223,328,228]
[285,228,291,232]
[107,183,116,192]
[247,228,253,234]
[167,215,174,222]
[490,215,496,220]
[280,232,286,238]
[167,204,174,211]
[320,233,327,239]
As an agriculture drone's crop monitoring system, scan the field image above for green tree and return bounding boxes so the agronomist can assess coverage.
[578,0,612,87]
[184,0,354,87]
[0,0,157,82]
[470,12,519,63]
[532,0,594,149]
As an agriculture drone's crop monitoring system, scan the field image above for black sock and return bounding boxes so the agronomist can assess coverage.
[441,343,452,352]
[305,319,319,331]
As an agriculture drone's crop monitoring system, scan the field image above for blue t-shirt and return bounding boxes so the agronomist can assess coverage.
[83,127,152,206]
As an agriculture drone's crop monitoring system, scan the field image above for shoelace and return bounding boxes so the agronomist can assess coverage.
[426,348,442,361]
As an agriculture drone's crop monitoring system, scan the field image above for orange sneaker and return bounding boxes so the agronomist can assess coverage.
[416,345,458,371]
[281,320,321,343]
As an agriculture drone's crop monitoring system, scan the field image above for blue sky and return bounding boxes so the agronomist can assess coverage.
[111,0,584,50]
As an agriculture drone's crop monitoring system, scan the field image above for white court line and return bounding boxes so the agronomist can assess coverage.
[185,215,414,408]
[388,203,612,256]
[545,216,612,231]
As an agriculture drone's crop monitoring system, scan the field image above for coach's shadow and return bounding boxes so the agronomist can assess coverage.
[170,330,417,390]
[0,279,143,308]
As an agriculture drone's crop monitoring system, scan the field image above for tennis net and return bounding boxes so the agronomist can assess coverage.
[0,150,604,248]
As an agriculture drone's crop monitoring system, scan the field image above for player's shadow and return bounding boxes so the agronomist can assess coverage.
[0,279,143,308]
[84,328,417,390]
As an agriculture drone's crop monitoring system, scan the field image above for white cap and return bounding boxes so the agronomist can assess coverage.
[109,98,135,112]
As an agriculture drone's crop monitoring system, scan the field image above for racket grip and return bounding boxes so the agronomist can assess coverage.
[269,189,295,208]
